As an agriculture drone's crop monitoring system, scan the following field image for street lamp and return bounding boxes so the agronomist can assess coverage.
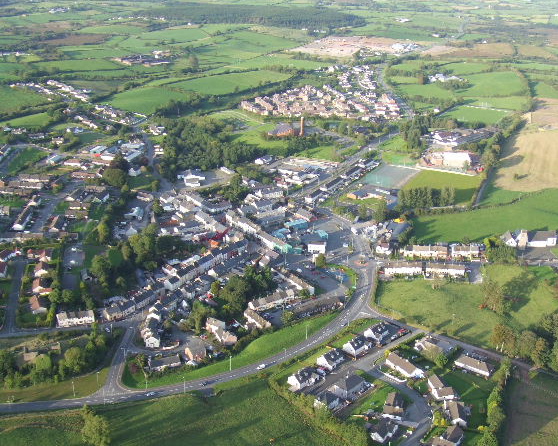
[183,376,186,394]
[229,355,232,372]
[72,380,76,398]
[96,371,100,389]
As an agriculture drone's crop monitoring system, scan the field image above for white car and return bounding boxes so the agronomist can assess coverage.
[256,364,266,370]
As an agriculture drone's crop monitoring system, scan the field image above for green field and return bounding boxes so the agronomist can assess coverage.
[0,378,345,446]
[376,264,558,348]
[0,87,48,115]
[461,71,526,97]
[7,146,47,175]
[403,170,481,205]
[414,189,558,242]
[123,313,336,388]
[1,112,51,128]
[442,105,510,125]
[166,70,291,95]
[109,87,190,114]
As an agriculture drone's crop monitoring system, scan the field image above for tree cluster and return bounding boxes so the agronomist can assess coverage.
[398,187,455,209]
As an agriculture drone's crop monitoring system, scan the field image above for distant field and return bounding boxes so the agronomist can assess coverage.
[413,189,558,242]
[402,170,481,204]
[376,264,558,347]
[441,61,491,75]
[460,71,526,97]
[167,70,292,95]
[516,44,557,60]
[441,42,515,58]
[0,379,345,446]
[109,86,192,114]
[505,373,558,446]
[7,146,46,175]
[0,86,49,115]
[32,59,121,72]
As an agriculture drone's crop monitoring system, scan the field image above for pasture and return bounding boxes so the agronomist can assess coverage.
[376,264,558,348]
[166,70,292,95]
[1,112,51,128]
[460,71,526,98]
[442,105,510,125]
[108,87,190,114]
[0,87,48,115]
[413,189,558,242]
[402,170,481,205]
[505,373,558,446]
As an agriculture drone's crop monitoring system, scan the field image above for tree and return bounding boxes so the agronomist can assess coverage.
[358,204,368,221]
[491,324,516,355]
[109,151,129,172]
[532,337,549,367]
[91,255,111,285]
[102,168,127,188]
[210,281,221,297]
[82,405,111,446]
[374,199,388,222]
[281,311,295,325]
[64,347,85,374]
[315,253,326,268]
[152,199,164,216]
[481,279,508,314]
[97,222,110,244]
[435,353,448,368]
[62,289,75,304]
[477,431,498,446]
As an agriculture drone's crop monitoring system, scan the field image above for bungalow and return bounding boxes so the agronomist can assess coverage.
[528,230,557,248]
[454,354,493,378]
[415,336,455,356]
[328,374,367,400]
[444,401,469,428]
[149,354,181,372]
[56,310,95,327]
[314,391,342,410]
[363,322,390,345]
[385,352,424,379]
[287,367,321,391]
[369,419,399,444]
[430,425,464,446]
[316,348,346,371]
[428,374,457,401]
[34,261,50,278]
[382,391,406,421]
[244,308,271,331]
[342,335,369,358]
[29,295,48,314]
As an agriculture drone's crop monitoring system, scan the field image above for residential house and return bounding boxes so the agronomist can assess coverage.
[314,391,342,410]
[430,425,464,446]
[528,230,557,248]
[424,263,467,278]
[444,401,469,428]
[382,392,406,421]
[34,261,50,278]
[32,278,52,295]
[382,261,423,277]
[27,248,53,262]
[363,322,390,345]
[316,348,346,371]
[56,310,95,327]
[244,308,271,330]
[184,340,207,362]
[291,294,341,319]
[402,245,448,260]
[205,317,237,346]
[149,354,181,372]
[454,354,493,378]
[287,367,321,391]
[450,244,481,260]
[328,374,367,400]
[385,352,424,379]
[415,336,455,356]
[342,335,369,358]
[369,419,399,444]
[29,295,48,314]
[428,374,457,401]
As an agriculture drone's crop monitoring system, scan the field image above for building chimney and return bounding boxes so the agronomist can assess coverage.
[299,116,305,137]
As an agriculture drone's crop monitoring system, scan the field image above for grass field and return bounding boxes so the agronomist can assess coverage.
[167,70,291,95]
[443,105,510,125]
[1,112,51,128]
[0,86,48,115]
[123,313,336,388]
[109,86,190,114]
[0,378,346,446]
[413,189,558,242]
[7,146,46,175]
[376,264,558,348]
[461,71,526,98]
[505,373,558,445]
[402,170,481,205]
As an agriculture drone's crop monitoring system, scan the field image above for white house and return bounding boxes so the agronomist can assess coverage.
[56,310,95,328]
[385,352,424,378]
[316,348,346,371]
[428,374,457,401]
[342,336,369,358]
[287,367,320,391]
[454,354,493,378]
[363,322,389,344]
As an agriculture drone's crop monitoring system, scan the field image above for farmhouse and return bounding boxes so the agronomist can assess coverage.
[454,354,493,378]
[385,352,424,378]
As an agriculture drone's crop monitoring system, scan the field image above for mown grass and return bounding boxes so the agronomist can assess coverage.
[403,170,482,205]
[123,313,336,388]
[7,146,46,175]
[376,264,558,348]
[413,189,558,242]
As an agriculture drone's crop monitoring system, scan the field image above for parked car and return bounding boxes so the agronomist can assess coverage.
[256,364,266,370]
